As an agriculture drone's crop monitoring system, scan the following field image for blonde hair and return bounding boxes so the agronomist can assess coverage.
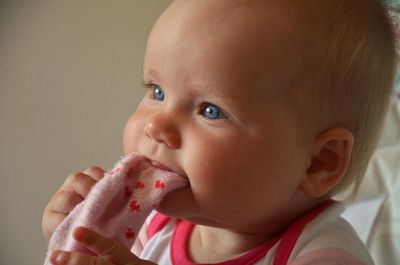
[290,0,397,197]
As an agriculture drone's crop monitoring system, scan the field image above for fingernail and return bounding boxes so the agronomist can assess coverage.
[73,226,88,242]
[50,250,66,265]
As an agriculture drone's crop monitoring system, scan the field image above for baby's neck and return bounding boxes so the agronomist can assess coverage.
[187,199,327,263]
[188,224,274,263]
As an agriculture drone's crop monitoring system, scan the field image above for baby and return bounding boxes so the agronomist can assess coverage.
[42,0,397,264]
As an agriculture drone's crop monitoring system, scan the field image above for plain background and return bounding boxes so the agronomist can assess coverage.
[0,1,172,264]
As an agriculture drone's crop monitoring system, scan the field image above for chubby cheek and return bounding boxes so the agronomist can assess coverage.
[122,111,145,156]
[184,129,300,220]
[185,133,256,210]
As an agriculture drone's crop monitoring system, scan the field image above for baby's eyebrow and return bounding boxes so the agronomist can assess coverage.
[143,68,162,81]
[196,84,226,99]
[192,79,240,100]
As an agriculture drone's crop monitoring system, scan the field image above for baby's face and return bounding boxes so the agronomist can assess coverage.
[124,0,311,232]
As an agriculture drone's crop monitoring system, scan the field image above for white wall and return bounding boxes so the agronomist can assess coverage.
[0,1,172,264]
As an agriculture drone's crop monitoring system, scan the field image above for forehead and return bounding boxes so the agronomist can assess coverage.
[143,0,303,102]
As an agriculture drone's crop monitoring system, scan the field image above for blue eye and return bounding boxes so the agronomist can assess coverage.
[201,103,226,120]
[152,85,165,101]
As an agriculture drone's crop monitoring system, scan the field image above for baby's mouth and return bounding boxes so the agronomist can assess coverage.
[146,157,188,179]
[149,159,174,172]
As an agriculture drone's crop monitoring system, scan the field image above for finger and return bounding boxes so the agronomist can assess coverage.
[49,190,83,214]
[50,250,114,265]
[73,227,141,265]
[83,166,105,182]
[63,172,98,198]
[42,210,66,240]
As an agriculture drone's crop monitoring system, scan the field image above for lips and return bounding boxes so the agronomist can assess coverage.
[140,152,187,179]
[145,157,185,177]
[149,159,174,172]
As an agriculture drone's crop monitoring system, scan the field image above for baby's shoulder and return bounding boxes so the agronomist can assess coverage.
[289,216,374,265]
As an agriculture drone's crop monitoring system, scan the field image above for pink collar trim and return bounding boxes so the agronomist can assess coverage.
[170,200,336,265]
[171,220,280,265]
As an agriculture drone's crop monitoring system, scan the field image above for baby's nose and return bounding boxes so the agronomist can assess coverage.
[144,113,181,149]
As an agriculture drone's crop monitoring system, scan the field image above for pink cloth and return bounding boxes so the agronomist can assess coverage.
[44,152,187,265]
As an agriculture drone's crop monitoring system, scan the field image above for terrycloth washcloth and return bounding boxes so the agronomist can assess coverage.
[44,152,187,264]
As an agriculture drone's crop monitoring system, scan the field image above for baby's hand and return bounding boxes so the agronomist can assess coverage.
[49,227,155,265]
[42,167,105,241]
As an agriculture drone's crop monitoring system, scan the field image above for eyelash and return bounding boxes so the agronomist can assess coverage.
[141,81,155,91]
[140,81,228,120]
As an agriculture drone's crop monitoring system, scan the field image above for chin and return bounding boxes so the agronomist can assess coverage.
[155,201,225,228]
[155,188,191,217]
[155,203,184,218]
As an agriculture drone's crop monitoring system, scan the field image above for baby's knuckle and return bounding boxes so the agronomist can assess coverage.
[102,240,119,256]
[85,166,105,181]
[80,180,95,193]
[85,166,99,172]
[85,166,105,176]
[56,190,69,201]
[50,192,67,210]
[66,172,85,184]
[63,193,74,205]
[63,192,81,207]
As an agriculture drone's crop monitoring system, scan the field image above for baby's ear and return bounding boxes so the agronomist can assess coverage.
[301,128,354,198]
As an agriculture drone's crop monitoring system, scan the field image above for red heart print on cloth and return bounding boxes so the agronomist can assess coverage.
[135,181,145,189]
[125,227,135,239]
[155,180,166,189]
[130,200,141,213]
